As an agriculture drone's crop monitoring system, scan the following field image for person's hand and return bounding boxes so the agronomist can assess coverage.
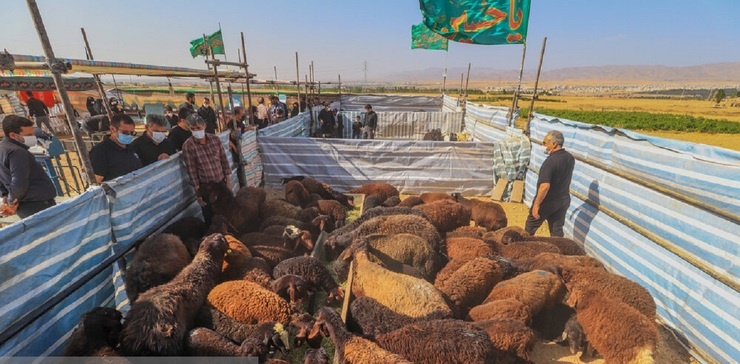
[157,153,170,161]
[1,199,18,217]
[225,179,232,191]
[532,204,540,219]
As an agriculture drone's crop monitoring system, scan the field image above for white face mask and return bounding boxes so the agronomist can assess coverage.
[151,131,166,144]
[22,135,38,148]
[192,130,206,139]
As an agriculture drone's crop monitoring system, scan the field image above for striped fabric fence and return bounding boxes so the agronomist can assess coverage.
[259,137,496,196]
[442,94,462,112]
[258,111,312,138]
[337,111,464,140]
[526,115,740,363]
[240,129,264,187]
[464,102,511,142]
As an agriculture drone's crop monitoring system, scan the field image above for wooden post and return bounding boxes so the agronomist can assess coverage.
[240,33,254,126]
[526,37,547,135]
[273,65,278,94]
[508,41,527,127]
[459,73,463,99]
[340,262,354,324]
[442,50,448,95]
[80,28,114,121]
[295,52,301,112]
[203,34,215,110]
[464,63,471,99]
[26,0,96,184]
[209,46,226,133]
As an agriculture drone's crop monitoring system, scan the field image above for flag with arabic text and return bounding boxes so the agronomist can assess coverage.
[411,22,449,50]
[419,0,531,44]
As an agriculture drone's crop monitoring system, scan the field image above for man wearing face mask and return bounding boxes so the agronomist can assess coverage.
[181,113,231,225]
[0,115,57,218]
[129,114,176,167]
[525,130,575,237]
[89,113,143,183]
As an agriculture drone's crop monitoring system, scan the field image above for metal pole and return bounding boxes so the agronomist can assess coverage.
[273,66,278,94]
[442,50,448,95]
[508,41,527,127]
[237,49,245,109]
[203,34,215,110]
[240,33,254,126]
[295,52,301,112]
[80,28,114,121]
[526,37,547,135]
[459,73,463,99]
[338,74,342,100]
[26,0,96,184]
[464,63,471,99]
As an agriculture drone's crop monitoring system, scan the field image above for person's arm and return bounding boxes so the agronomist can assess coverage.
[90,146,107,183]
[43,102,49,115]
[7,151,31,204]
[531,183,550,219]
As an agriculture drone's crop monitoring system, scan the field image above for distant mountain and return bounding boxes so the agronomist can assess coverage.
[380,62,740,84]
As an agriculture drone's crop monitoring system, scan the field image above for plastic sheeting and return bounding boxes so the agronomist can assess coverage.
[259,137,495,196]
[339,94,443,111]
[526,116,740,363]
[442,94,462,112]
[464,102,511,142]
[338,111,464,140]
[240,129,264,187]
[492,128,532,201]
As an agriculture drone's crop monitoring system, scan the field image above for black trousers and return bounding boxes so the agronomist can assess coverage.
[525,203,568,237]
[17,199,56,219]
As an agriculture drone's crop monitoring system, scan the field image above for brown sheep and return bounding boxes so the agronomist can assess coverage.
[398,195,424,207]
[373,319,502,364]
[249,245,297,269]
[185,327,269,357]
[445,237,496,260]
[228,256,274,289]
[566,286,658,364]
[120,233,228,356]
[515,252,604,272]
[446,225,486,239]
[207,280,292,325]
[434,255,476,287]
[482,225,528,247]
[468,298,532,324]
[502,230,586,255]
[200,182,264,233]
[330,214,442,254]
[273,256,344,303]
[483,270,566,319]
[473,319,536,364]
[453,194,507,231]
[382,195,401,207]
[435,257,503,315]
[221,235,252,281]
[285,180,311,208]
[260,198,301,220]
[304,347,329,364]
[412,199,471,233]
[348,296,452,338]
[499,241,561,260]
[348,182,400,202]
[195,304,290,349]
[559,266,657,321]
[63,307,123,356]
[234,186,267,232]
[307,307,412,364]
[306,199,347,228]
[292,176,354,208]
[271,274,312,303]
[124,233,191,303]
[419,192,455,203]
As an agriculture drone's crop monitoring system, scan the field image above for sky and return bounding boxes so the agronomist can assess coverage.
[2,0,739,83]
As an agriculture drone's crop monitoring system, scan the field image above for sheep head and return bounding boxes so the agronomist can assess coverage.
[82,307,123,347]
[501,229,525,245]
[312,214,331,233]
[269,322,291,352]
[308,309,334,343]
[239,337,268,358]
[199,233,229,257]
[271,275,310,304]
[326,287,345,306]
[291,313,322,349]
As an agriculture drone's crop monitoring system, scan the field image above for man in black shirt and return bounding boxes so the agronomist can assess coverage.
[198,97,218,134]
[525,130,575,237]
[0,115,57,218]
[130,114,176,167]
[89,113,143,182]
[169,108,193,152]
[364,104,377,139]
[25,91,54,135]
[179,92,196,113]
[164,105,178,128]
[318,103,334,138]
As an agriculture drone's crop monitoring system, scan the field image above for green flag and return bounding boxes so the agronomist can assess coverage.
[189,30,225,58]
[412,22,448,50]
[419,0,531,44]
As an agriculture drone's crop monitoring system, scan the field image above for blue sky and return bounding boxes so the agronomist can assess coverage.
[2,0,738,82]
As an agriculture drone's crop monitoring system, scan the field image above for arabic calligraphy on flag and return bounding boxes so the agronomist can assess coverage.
[189,30,225,58]
[419,0,531,44]
[411,22,449,50]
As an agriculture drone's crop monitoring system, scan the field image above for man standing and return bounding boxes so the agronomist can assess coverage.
[318,103,335,138]
[164,105,178,128]
[198,97,218,134]
[129,114,176,167]
[0,115,57,218]
[525,130,575,237]
[25,91,54,135]
[256,97,269,129]
[89,113,143,182]
[363,104,377,139]
[168,108,193,152]
[179,92,196,113]
[333,109,344,138]
[181,113,231,225]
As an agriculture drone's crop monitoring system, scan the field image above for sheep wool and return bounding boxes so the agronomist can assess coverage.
[221,235,253,281]
[285,180,311,208]
[435,257,503,314]
[260,198,301,220]
[124,233,191,303]
[63,307,123,356]
[273,256,344,301]
[445,237,496,260]
[499,241,561,260]
[412,199,471,233]
[207,280,292,325]
[195,304,288,347]
[349,296,452,338]
[333,214,442,252]
[348,182,400,202]
[468,298,532,324]
[483,270,566,318]
[473,319,536,363]
[516,252,604,272]
[419,192,455,203]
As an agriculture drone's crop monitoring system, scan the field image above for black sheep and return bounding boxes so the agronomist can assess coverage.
[162,216,207,255]
[119,233,228,356]
[124,233,191,303]
[283,176,354,208]
[382,195,401,207]
[556,314,588,357]
[349,296,452,338]
[199,182,265,233]
[273,256,344,303]
[63,307,123,356]
[271,274,312,303]
[194,305,290,350]
[285,180,311,208]
[185,327,272,359]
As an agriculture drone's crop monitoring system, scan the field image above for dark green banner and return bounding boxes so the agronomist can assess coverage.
[419,0,531,44]
[411,22,449,51]
[189,30,225,58]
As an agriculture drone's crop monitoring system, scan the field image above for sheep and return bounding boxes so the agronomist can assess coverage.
[348,296,452,338]
[271,274,312,304]
[348,237,453,318]
[482,226,528,247]
[555,314,588,358]
[260,198,301,220]
[228,256,274,289]
[398,195,424,207]
[334,233,444,283]
[162,216,207,255]
[285,180,312,208]
[446,225,486,239]
[283,176,354,208]
[434,257,503,315]
[234,186,267,232]
[306,199,347,228]
[483,270,566,320]
[304,347,329,364]
[348,182,399,202]
[419,192,455,203]
[557,266,657,321]
[273,256,344,303]
[184,327,269,358]
[499,240,561,260]
[566,285,658,364]
[124,233,191,303]
[362,195,384,212]
[329,214,442,254]
[291,312,322,349]
[445,237,497,260]
[373,319,501,364]
[63,307,123,356]
[207,280,292,325]
[515,252,604,272]
[239,229,313,255]
[195,304,290,350]
[468,298,532,324]
[412,199,471,233]
[119,233,228,356]
[473,319,536,364]
[330,205,429,240]
[200,182,264,233]
[308,307,412,364]
[250,245,298,269]
[260,214,328,246]
[382,195,401,207]
[453,194,508,231]
[502,230,586,255]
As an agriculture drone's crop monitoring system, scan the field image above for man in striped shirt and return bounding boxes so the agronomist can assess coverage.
[181,113,231,224]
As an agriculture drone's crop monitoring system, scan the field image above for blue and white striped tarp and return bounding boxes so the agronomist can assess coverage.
[0,187,114,356]
[258,111,312,138]
[240,129,264,187]
[442,94,462,112]
[339,94,443,112]
[492,127,532,201]
[259,137,495,196]
[464,103,512,142]
[526,116,740,363]
[217,131,241,195]
[338,111,464,140]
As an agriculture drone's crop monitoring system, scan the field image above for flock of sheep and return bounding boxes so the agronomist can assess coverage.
[62,177,659,363]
